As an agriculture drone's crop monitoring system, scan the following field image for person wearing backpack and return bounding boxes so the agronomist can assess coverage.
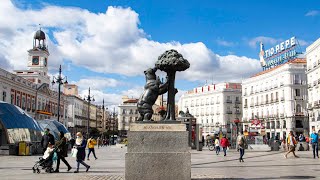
[237,132,246,162]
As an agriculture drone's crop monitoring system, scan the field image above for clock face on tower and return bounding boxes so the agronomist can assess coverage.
[44,58,47,67]
[32,56,39,65]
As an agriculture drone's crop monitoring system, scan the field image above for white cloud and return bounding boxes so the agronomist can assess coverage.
[216,39,235,47]
[75,77,122,90]
[248,36,281,48]
[305,10,319,17]
[0,0,261,85]
[297,39,310,46]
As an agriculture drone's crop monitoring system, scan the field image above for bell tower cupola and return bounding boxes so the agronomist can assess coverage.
[15,27,51,85]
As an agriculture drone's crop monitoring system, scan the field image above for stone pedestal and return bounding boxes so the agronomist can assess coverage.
[125,123,191,180]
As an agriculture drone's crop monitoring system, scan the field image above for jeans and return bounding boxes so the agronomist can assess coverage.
[239,148,245,160]
[76,160,89,170]
[223,147,227,156]
[215,146,220,154]
[312,142,319,158]
[87,148,97,159]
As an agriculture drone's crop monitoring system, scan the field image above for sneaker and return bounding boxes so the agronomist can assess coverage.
[74,170,79,173]
[87,158,90,161]
[53,169,59,173]
[67,167,72,172]
[86,166,90,172]
[95,158,98,160]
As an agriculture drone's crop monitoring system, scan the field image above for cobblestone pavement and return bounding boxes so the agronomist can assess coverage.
[1,146,320,179]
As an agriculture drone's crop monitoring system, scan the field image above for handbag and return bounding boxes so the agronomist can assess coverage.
[71,147,78,158]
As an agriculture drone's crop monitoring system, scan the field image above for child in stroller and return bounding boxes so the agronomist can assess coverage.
[32,143,57,173]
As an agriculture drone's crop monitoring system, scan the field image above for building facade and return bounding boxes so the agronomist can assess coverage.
[0,29,68,125]
[306,38,320,132]
[242,58,308,139]
[178,82,242,139]
[118,96,139,136]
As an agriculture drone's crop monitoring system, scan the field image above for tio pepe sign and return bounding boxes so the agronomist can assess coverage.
[259,36,300,70]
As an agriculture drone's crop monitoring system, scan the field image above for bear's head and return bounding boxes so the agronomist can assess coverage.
[144,67,157,81]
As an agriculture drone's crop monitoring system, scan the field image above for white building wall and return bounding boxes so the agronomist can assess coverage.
[306,38,320,132]
[242,59,308,139]
[178,83,242,138]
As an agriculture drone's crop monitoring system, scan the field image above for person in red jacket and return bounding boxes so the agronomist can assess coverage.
[220,135,230,156]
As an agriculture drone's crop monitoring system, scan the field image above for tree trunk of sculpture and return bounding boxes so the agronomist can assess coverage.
[165,71,176,121]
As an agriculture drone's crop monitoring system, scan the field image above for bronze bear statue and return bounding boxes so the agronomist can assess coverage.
[137,67,168,121]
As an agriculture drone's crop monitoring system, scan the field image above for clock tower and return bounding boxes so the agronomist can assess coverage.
[15,28,50,85]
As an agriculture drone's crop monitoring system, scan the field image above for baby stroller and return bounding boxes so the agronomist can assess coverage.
[32,147,58,174]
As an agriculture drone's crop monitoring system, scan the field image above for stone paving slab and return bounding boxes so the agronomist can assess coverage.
[1,146,320,179]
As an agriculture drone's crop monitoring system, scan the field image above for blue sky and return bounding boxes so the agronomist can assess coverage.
[1,0,320,106]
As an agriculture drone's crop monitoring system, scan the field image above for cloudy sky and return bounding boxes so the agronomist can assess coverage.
[1,0,319,107]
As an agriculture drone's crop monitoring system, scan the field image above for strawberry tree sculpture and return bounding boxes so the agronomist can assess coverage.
[155,49,190,121]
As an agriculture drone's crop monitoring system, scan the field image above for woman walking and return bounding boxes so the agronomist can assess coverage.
[74,132,90,173]
[54,131,72,172]
[214,138,220,155]
[220,135,230,156]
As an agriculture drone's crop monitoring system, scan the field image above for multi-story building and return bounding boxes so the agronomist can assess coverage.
[306,38,320,132]
[178,82,242,138]
[242,58,308,139]
[0,28,67,124]
[118,96,139,136]
[64,84,79,96]
[66,95,88,135]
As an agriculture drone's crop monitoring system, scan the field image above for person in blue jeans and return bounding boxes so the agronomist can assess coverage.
[310,131,319,159]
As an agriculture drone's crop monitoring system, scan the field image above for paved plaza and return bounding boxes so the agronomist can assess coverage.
[0,146,320,180]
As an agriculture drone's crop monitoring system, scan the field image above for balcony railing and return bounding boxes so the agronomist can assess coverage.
[226,110,232,114]
[235,111,241,114]
[295,112,305,116]
[244,104,248,108]
[235,100,241,104]
[250,104,254,107]
[281,97,285,102]
[294,96,303,100]
[226,100,232,103]
[280,82,284,87]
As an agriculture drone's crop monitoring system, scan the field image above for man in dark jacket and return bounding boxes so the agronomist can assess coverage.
[41,128,55,152]
[54,131,72,172]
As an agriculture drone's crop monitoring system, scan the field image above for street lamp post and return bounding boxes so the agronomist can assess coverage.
[51,65,68,123]
[84,87,95,137]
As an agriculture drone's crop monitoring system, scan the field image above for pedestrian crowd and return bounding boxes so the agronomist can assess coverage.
[40,129,110,174]
[206,129,320,163]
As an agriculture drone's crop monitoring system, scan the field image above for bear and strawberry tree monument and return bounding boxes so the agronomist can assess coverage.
[126,50,191,180]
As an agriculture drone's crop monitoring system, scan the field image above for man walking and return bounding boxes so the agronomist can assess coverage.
[310,130,319,158]
[284,131,298,158]
[41,128,55,152]
[87,137,98,160]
